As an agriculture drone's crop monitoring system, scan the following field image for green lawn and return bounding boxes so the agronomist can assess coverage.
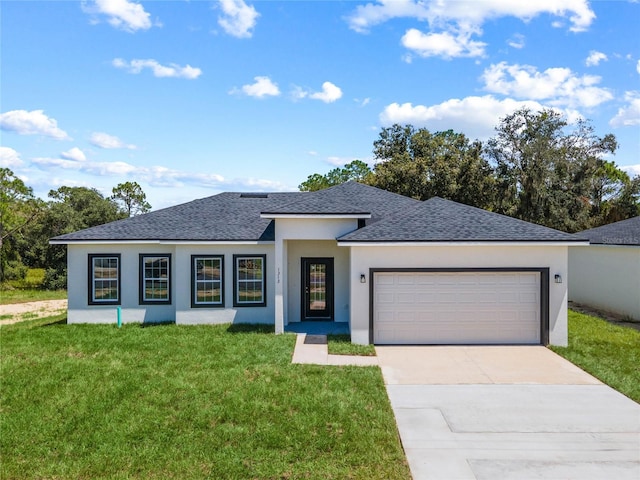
[1,317,410,480]
[551,309,640,403]
[0,288,67,304]
[327,334,377,356]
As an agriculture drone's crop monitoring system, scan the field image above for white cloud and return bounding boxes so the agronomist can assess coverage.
[637,59,640,75]
[81,0,156,32]
[60,147,87,162]
[346,0,595,33]
[231,76,280,98]
[401,27,486,58]
[347,1,594,59]
[31,157,223,188]
[310,82,343,103]
[112,58,202,79]
[292,82,343,103]
[218,0,259,38]
[30,155,291,191]
[481,62,613,108]
[0,109,70,140]
[609,91,640,127]
[379,96,582,140]
[90,132,137,150]
[0,147,23,168]
[507,33,525,49]
[585,50,607,66]
[621,164,640,178]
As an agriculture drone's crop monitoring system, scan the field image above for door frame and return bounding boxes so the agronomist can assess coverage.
[301,257,335,321]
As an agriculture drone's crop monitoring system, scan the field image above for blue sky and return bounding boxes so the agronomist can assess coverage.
[2,0,639,210]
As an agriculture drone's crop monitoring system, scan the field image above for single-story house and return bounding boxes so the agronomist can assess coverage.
[569,216,640,321]
[51,182,586,346]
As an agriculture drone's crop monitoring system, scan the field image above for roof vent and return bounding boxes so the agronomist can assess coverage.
[240,193,269,199]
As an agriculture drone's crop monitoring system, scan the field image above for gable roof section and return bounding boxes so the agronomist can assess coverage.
[576,216,640,246]
[260,182,419,218]
[51,192,299,242]
[312,181,421,223]
[51,182,421,243]
[260,192,370,217]
[339,197,584,243]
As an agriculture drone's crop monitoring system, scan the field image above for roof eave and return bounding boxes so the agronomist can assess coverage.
[337,240,589,247]
[260,213,371,219]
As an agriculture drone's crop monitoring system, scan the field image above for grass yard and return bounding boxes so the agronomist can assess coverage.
[1,316,410,480]
[0,288,67,304]
[327,334,377,356]
[551,309,640,403]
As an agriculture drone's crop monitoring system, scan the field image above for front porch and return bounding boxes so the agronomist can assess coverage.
[284,321,350,335]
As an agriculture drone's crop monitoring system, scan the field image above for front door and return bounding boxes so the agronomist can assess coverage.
[302,258,334,320]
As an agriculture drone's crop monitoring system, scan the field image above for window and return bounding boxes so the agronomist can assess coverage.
[191,255,224,307]
[233,255,266,307]
[88,254,120,305]
[139,254,171,304]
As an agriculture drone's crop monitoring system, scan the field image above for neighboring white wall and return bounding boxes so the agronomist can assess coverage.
[569,245,640,321]
[348,245,569,346]
[67,243,176,324]
[175,244,275,325]
[286,240,350,323]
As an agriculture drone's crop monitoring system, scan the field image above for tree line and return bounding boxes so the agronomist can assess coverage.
[1,177,150,287]
[2,108,638,289]
[300,108,639,233]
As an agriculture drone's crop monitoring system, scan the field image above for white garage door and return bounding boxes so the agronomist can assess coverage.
[373,271,541,345]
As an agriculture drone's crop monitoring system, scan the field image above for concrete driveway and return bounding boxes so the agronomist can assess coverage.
[376,346,640,480]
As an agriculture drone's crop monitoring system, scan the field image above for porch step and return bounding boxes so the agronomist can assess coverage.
[291,333,379,367]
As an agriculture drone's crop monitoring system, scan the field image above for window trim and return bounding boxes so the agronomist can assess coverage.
[88,254,121,306]
[191,255,225,308]
[233,254,267,307]
[139,254,172,305]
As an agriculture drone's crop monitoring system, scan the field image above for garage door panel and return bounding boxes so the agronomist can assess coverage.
[373,271,541,345]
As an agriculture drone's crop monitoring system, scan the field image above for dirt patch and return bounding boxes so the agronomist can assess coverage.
[0,299,67,325]
[569,301,640,332]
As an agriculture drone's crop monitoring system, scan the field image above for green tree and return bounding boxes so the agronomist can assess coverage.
[299,160,373,191]
[111,181,151,216]
[18,187,127,282]
[372,126,495,208]
[486,108,618,232]
[0,168,44,281]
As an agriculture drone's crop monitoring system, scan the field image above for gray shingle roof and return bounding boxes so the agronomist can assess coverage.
[51,183,584,244]
[576,216,640,246]
[51,182,416,242]
[51,192,299,242]
[338,197,585,243]
[260,192,370,216]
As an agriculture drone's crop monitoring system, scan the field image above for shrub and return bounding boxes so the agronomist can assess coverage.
[3,261,28,281]
[42,268,67,290]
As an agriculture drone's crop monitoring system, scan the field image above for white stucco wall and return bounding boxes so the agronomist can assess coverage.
[67,243,276,325]
[67,243,176,324]
[175,244,275,325]
[569,245,640,321]
[348,244,569,346]
[273,218,358,331]
[286,240,350,323]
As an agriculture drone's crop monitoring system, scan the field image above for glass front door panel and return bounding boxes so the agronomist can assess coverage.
[309,264,326,311]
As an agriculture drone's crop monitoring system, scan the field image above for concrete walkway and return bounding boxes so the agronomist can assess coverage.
[291,333,378,366]
[377,346,640,480]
